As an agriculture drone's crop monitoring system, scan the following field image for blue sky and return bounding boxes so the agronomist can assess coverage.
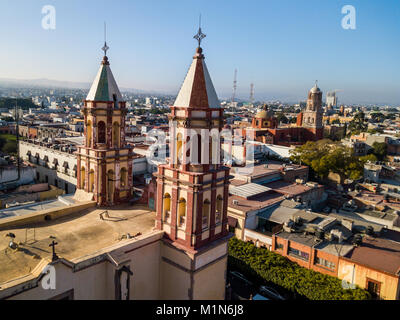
[0,0,399,104]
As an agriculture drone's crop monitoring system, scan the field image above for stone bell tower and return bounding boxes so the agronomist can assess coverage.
[302,82,324,140]
[154,25,231,300]
[75,40,134,205]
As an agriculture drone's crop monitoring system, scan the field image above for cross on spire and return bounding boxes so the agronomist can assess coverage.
[102,22,109,56]
[49,240,59,261]
[193,14,206,47]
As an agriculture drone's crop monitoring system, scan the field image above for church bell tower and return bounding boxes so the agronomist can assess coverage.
[75,39,134,205]
[154,24,231,300]
[302,82,324,140]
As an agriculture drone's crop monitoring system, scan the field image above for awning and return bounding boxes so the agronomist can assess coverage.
[53,158,58,165]
[26,150,31,156]
[63,161,69,169]
[228,216,238,228]
[43,155,49,162]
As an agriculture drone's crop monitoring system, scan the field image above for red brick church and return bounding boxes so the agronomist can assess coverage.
[247,83,324,146]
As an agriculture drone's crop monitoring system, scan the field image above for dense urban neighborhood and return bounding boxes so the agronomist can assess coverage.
[0,0,399,304]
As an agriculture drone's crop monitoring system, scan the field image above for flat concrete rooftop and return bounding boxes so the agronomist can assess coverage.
[0,204,156,285]
[0,195,77,220]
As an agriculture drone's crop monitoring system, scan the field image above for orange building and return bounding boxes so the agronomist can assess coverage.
[245,84,324,147]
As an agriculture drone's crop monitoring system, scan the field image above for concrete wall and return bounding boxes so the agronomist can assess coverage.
[0,166,36,189]
[19,141,77,194]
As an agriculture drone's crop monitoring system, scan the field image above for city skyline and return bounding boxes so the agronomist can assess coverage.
[0,0,399,105]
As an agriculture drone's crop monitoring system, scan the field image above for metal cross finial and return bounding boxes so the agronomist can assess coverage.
[193,14,206,47]
[315,80,318,87]
[49,240,59,261]
[102,22,109,56]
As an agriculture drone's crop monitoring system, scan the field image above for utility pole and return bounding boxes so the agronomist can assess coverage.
[231,69,237,106]
[250,83,254,105]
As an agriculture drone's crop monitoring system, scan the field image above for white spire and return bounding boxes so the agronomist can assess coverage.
[173,47,220,109]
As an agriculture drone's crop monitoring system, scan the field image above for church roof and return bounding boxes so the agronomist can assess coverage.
[86,56,123,102]
[173,47,220,109]
[256,105,274,119]
[310,83,321,94]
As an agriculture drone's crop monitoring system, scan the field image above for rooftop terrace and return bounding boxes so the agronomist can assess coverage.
[0,204,156,286]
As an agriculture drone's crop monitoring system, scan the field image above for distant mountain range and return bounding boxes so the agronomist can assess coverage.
[0,78,167,95]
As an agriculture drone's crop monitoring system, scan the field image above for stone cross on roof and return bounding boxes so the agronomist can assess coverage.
[193,15,206,47]
[102,22,109,56]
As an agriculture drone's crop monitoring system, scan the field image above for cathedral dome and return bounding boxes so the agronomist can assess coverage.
[310,84,321,94]
[256,105,274,119]
[255,110,269,119]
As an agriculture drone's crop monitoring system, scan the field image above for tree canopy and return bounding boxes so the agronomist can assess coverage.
[290,139,374,181]
[228,238,371,300]
[347,111,367,135]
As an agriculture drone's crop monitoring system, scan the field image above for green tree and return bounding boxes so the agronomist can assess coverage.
[2,141,17,154]
[371,142,387,161]
[228,238,371,300]
[276,112,288,124]
[290,140,364,180]
[348,111,367,135]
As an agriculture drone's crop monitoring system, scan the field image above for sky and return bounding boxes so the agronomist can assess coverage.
[0,0,399,105]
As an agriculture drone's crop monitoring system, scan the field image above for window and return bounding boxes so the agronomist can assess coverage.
[98,121,106,144]
[80,167,86,189]
[163,193,171,222]
[216,195,223,223]
[176,133,183,165]
[89,170,95,192]
[86,121,92,147]
[113,94,118,109]
[113,122,120,148]
[178,198,186,227]
[315,257,335,270]
[120,168,127,188]
[276,242,284,251]
[202,199,210,230]
[367,279,381,299]
[288,247,309,261]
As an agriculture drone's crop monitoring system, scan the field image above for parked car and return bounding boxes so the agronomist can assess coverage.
[259,285,285,300]
[228,271,257,300]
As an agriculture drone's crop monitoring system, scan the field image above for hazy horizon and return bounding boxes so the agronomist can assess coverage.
[1,0,399,105]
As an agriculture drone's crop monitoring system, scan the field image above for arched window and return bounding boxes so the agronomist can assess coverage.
[86,121,92,147]
[216,195,223,223]
[163,193,171,221]
[113,122,120,148]
[176,133,183,164]
[202,199,210,230]
[80,167,86,189]
[98,121,106,144]
[89,169,95,192]
[178,198,186,227]
[120,168,127,188]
